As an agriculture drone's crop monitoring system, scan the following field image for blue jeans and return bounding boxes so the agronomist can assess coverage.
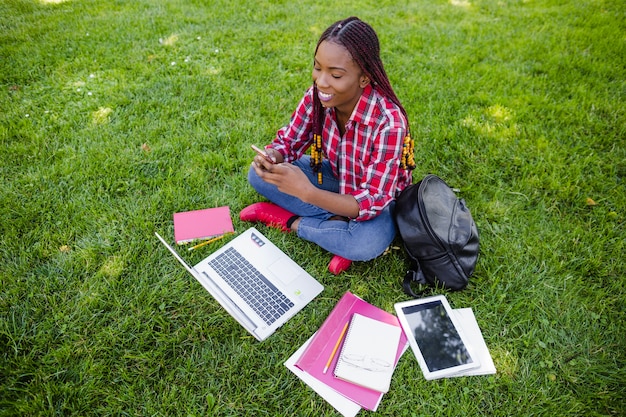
[246,156,397,261]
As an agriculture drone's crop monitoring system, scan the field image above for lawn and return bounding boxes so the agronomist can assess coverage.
[1,0,624,416]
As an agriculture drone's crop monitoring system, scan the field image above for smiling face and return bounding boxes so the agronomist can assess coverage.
[313,40,370,121]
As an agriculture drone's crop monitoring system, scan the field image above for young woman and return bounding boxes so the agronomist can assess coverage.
[240,16,415,274]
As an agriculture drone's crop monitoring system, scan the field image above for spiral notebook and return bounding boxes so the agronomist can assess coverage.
[292,291,408,411]
[334,313,402,393]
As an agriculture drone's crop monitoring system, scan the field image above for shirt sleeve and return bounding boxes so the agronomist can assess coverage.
[350,124,407,221]
[270,87,314,162]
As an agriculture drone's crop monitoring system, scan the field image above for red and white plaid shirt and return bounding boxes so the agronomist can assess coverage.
[271,84,413,221]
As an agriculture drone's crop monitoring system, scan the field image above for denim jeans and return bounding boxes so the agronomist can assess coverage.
[246,155,397,261]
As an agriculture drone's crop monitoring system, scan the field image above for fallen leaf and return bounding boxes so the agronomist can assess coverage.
[586,197,598,206]
[159,34,179,46]
[92,107,113,124]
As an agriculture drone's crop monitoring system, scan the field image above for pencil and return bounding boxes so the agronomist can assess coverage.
[323,321,350,374]
[187,233,232,251]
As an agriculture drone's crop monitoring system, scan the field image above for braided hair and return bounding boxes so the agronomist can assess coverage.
[310,17,415,183]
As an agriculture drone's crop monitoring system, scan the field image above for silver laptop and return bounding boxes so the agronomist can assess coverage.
[155,227,324,341]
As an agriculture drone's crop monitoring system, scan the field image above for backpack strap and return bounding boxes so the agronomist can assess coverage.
[402,261,429,298]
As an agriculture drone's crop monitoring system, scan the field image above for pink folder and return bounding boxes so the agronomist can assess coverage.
[294,292,408,411]
[173,206,234,245]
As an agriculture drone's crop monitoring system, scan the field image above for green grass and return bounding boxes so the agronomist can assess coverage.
[1,0,624,415]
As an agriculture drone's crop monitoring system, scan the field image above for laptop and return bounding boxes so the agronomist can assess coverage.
[155,227,324,341]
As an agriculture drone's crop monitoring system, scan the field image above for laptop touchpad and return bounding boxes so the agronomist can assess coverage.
[267,258,298,286]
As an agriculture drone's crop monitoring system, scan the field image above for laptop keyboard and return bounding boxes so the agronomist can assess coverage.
[208,247,294,325]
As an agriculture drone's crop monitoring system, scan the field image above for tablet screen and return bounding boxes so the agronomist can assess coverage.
[401,300,473,372]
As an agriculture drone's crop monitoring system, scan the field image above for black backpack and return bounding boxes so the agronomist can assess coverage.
[394,174,480,297]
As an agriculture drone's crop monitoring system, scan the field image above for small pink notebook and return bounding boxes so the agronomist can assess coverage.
[173,206,234,245]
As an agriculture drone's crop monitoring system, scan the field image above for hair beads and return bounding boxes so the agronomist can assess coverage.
[312,133,323,184]
[401,133,416,170]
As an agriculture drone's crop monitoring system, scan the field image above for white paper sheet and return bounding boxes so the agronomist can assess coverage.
[284,334,361,417]
[450,308,497,376]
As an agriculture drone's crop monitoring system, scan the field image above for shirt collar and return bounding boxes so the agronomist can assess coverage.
[325,84,379,128]
[348,84,379,127]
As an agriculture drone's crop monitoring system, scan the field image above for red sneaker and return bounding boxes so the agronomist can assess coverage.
[239,202,295,232]
[328,255,352,275]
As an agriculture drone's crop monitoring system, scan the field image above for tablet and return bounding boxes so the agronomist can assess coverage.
[394,295,480,380]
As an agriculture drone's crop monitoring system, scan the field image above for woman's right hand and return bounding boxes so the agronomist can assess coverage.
[253,147,283,169]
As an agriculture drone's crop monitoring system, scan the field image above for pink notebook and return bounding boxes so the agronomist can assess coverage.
[294,292,408,411]
[173,206,234,245]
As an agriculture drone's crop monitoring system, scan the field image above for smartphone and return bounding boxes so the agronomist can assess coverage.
[251,144,274,164]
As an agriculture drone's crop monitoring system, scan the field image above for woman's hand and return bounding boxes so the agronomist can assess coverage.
[251,147,282,168]
[251,150,360,218]
[251,160,312,200]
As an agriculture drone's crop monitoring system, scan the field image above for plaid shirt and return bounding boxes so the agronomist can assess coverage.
[271,84,413,221]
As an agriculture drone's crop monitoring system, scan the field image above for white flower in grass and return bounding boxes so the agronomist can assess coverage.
[73,80,86,93]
